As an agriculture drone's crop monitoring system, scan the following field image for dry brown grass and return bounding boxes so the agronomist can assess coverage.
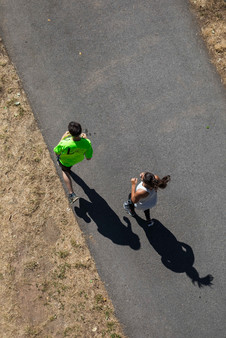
[0,40,125,338]
[190,0,226,85]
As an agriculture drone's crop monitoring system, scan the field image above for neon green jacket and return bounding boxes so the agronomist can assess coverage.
[54,136,93,167]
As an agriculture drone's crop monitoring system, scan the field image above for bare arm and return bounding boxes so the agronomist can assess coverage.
[61,131,71,140]
[130,178,149,203]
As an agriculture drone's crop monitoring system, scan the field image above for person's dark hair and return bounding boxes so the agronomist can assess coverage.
[68,121,82,137]
[143,172,171,190]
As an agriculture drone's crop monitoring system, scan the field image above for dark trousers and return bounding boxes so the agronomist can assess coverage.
[128,200,151,221]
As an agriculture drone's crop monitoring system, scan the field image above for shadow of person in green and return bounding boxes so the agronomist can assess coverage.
[70,171,140,250]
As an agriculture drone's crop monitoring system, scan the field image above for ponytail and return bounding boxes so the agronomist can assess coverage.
[157,175,171,189]
[143,172,171,191]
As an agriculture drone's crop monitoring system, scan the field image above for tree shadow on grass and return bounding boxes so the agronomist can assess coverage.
[135,214,214,287]
[70,172,140,250]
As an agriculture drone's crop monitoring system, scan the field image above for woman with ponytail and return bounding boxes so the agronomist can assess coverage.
[123,172,171,226]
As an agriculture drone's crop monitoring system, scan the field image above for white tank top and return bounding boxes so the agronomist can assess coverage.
[134,181,157,210]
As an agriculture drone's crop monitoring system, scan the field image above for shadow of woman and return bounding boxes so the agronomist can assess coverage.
[70,172,140,250]
[135,215,213,287]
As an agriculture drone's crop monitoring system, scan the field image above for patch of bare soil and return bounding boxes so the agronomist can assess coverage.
[189,0,226,85]
[0,40,125,338]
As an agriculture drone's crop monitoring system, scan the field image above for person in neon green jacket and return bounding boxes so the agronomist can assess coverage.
[54,121,93,203]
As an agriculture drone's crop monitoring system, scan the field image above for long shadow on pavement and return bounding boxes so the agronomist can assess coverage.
[70,172,140,250]
[135,215,214,287]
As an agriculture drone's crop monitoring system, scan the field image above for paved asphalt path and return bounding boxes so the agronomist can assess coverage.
[1,1,225,337]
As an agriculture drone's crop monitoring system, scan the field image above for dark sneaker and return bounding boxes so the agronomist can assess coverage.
[123,201,135,217]
[146,219,155,227]
[68,193,79,204]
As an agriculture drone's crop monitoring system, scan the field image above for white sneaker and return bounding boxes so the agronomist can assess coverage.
[146,219,155,227]
[68,193,79,204]
[123,201,135,217]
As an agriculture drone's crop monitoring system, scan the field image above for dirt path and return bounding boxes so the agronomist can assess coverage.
[0,1,225,337]
[0,41,125,338]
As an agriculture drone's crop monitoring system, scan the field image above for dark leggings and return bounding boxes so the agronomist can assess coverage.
[129,200,150,221]
[144,209,151,221]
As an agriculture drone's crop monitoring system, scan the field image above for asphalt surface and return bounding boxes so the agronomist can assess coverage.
[1,0,226,337]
